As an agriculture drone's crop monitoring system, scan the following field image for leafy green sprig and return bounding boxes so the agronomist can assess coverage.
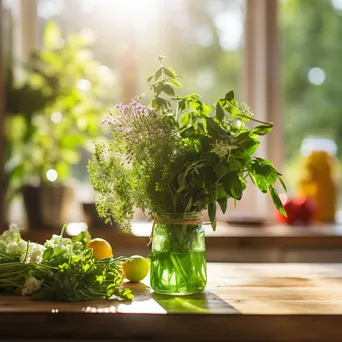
[0,226,133,301]
[89,57,286,231]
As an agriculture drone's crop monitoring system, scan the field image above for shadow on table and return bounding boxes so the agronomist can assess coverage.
[152,290,240,314]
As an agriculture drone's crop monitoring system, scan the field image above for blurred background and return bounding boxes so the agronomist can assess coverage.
[1,0,342,261]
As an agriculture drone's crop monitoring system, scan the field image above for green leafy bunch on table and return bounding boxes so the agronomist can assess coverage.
[0,224,133,301]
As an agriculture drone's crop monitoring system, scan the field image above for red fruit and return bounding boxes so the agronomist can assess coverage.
[276,197,315,225]
[281,199,300,224]
[296,197,315,223]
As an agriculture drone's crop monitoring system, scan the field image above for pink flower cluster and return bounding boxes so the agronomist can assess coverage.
[100,97,154,133]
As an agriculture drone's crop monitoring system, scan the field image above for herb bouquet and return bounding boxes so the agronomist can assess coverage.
[0,224,133,301]
[88,57,286,295]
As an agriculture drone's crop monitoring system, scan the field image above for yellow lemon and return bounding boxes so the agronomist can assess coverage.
[122,255,150,283]
[86,238,113,259]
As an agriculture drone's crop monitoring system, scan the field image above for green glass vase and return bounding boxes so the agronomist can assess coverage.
[150,212,207,295]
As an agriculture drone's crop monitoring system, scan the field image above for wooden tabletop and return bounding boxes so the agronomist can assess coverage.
[2,263,342,341]
[22,222,342,264]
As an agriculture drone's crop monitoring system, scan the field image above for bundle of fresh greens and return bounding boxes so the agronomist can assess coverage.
[88,57,286,231]
[0,224,133,301]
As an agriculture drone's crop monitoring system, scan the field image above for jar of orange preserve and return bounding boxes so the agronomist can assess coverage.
[297,138,339,223]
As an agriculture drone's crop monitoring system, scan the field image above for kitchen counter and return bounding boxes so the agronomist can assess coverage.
[2,263,342,341]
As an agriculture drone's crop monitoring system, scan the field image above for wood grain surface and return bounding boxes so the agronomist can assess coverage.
[1,263,342,340]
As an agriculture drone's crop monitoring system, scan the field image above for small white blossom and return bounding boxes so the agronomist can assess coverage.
[30,250,43,264]
[19,242,45,264]
[211,140,238,159]
[240,102,254,117]
[5,240,27,255]
[21,277,42,296]
[17,240,27,251]
[44,234,72,248]
[6,242,18,254]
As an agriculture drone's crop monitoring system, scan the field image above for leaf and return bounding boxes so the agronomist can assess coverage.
[251,123,273,135]
[204,167,219,187]
[185,197,193,212]
[181,126,196,138]
[147,75,154,83]
[269,185,287,217]
[177,172,186,187]
[222,172,243,200]
[228,159,242,171]
[236,131,250,143]
[42,248,54,261]
[44,22,61,49]
[250,158,278,193]
[204,153,220,167]
[225,91,235,102]
[239,135,260,156]
[169,78,182,88]
[176,184,186,193]
[179,112,190,128]
[205,117,228,138]
[208,201,216,226]
[216,103,225,121]
[162,84,175,96]
[155,67,163,81]
[163,67,176,78]
[214,162,231,178]
[218,197,228,214]
[278,175,287,192]
[192,169,206,188]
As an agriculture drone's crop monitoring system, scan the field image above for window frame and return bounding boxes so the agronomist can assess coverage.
[0,0,282,226]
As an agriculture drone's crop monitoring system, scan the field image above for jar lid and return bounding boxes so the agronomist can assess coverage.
[300,137,337,156]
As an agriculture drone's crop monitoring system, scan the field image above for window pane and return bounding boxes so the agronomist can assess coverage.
[6,0,246,226]
[280,0,341,215]
[37,0,245,102]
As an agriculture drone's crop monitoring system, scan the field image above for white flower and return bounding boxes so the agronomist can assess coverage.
[19,242,45,264]
[240,102,254,117]
[30,250,43,264]
[21,277,42,296]
[44,234,72,248]
[211,140,238,159]
[5,240,27,255]
[17,240,27,251]
[29,243,45,263]
[6,242,18,254]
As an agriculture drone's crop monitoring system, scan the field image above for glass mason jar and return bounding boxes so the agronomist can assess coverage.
[150,212,207,295]
[298,137,338,222]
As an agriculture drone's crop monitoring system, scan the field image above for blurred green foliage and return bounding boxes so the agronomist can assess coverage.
[281,0,342,160]
[5,22,110,202]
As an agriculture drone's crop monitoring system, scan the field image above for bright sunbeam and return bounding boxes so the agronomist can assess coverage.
[78,0,161,29]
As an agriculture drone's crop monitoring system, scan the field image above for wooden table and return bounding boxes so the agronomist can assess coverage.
[23,222,342,263]
[1,263,342,341]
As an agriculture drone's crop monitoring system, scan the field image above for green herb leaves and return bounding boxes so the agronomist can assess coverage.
[0,228,133,302]
[90,57,287,232]
[250,158,287,216]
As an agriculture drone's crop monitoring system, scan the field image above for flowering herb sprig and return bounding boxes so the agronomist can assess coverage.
[88,57,286,231]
